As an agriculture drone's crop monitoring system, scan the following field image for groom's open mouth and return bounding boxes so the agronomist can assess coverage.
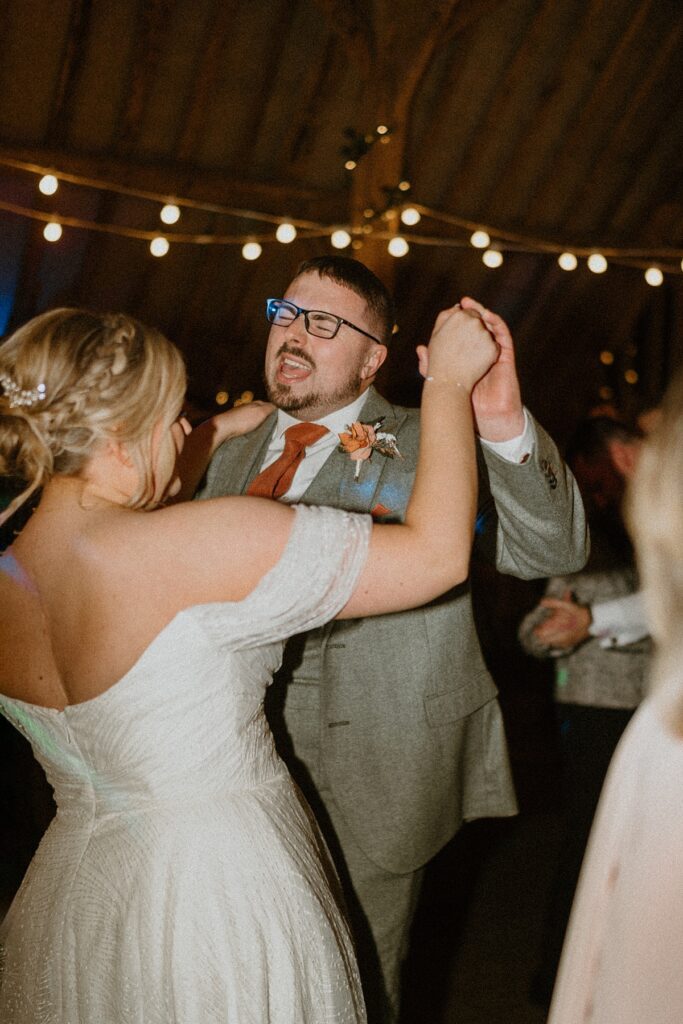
[275,347,314,385]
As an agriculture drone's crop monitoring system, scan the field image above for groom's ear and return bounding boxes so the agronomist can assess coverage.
[360,343,388,381]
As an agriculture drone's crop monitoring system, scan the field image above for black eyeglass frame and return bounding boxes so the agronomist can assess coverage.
[266,298,383,345]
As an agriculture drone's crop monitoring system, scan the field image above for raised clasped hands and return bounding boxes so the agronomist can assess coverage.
[416,304,500,394]
[417,298,525,441]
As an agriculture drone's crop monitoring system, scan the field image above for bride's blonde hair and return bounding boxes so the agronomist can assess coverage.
[0,308,187,525]
[627,368,683,733]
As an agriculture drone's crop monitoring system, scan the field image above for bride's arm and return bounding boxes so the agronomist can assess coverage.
[171,402,274,502]
[140,308,495,617]
[339,306,497,619]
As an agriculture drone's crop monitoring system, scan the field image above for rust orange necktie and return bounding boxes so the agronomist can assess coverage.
[246,422,329,500]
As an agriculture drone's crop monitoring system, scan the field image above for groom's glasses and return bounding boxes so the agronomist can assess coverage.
[266,298,382,345]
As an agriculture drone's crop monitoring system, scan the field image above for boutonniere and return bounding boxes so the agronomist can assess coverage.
[338,418,402,479]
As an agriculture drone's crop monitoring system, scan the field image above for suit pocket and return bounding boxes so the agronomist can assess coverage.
[423,673,497,727]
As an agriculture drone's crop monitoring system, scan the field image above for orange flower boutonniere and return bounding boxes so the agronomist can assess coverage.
[338,418,402,479]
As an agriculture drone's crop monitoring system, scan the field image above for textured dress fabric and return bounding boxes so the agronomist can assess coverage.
[0,505,371,1024]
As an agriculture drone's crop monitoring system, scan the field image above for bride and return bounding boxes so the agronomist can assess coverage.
[0,304,496,1023]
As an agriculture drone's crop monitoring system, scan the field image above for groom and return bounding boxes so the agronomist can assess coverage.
[198,256,588,1022]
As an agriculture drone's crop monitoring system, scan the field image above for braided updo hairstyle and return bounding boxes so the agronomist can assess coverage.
[0,308,187,525]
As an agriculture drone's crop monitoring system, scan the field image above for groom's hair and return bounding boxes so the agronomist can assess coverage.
[293,256,395,345]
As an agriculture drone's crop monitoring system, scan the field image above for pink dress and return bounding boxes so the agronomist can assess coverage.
[549,693,683,1024]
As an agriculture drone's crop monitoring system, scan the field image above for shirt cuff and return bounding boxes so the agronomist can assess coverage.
[588,592,649,648]
[479,408,535,464]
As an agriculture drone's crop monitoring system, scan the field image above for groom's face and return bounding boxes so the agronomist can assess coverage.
[264,272,387,422]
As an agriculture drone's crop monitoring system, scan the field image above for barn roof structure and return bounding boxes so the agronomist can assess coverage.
[1,0,681,437]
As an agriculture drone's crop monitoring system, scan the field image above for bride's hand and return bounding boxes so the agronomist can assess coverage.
[416,305,499,392]
[211,401,274,447]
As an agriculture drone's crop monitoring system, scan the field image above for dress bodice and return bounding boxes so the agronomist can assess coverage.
[0,504,371,821]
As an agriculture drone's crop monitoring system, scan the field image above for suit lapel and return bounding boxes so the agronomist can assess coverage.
[299,389,409,514]
[214,411,278,496]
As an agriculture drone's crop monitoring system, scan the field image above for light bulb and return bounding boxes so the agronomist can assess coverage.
[558,252,578,271]
[150,236,170,257]
[38,174,58,196]
[344,160,357,171]
[400,207,421,226]
[160,203,180,225]
[43,221,62,242]
[242,242,262,261]
[482,249,503,268]
[215,391,229,406]
[587,253,607,274]
[470,230,490,249]
[276,222,297,244]
[331,229,351,249]
[388,236,409,258]
[644,267,663,287]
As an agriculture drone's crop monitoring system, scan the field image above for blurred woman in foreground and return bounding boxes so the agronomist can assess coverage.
[549,369,683,1024]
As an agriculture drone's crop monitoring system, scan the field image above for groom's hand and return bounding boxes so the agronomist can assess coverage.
[172,401,274,503]
[459,297,525,442]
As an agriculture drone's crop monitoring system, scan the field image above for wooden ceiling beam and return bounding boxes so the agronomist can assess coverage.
[116,0,175,155]
[523,0,656,230]
[174,1,240,162]
[439,0,568,216]
[238,3,298,154]
[312,0,373,75]
[0,143,346,221]
[47,0,94,145]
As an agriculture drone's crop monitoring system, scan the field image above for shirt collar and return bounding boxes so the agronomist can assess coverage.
[274,391,370,442]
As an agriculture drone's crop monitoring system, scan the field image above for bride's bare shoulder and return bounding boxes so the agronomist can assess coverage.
[108,496,297,604]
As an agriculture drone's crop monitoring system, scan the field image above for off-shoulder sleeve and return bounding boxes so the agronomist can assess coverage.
[194,504,372,650]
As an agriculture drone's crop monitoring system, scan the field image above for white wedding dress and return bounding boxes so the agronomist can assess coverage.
[0,505,370,1024]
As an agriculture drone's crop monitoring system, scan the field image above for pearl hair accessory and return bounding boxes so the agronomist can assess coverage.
[0,372,47,409]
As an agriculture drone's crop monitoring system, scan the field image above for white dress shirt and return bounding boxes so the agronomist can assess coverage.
[259,393,536,502]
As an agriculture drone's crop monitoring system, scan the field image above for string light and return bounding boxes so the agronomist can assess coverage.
[558,252,578,271]
[43,221,62,242]
[150,236,169,257]
[242,241,262,260]
[215,391,229,406]
[0,160,674,280]
[470,230,490,249]
[482,249,503,268]
[276,222,297,244]
[625,369,639,384]
[344,160,357,171]
[160,203,180,225]
[600,351,614,365]
[588,253,608,274]
[388,236,409,257]
[38,174,58,196]
[400,207,421,226]
[376,125,389,135]
[331,229,351,249]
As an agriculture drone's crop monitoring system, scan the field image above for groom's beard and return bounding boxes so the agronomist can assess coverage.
[264,343,366,418]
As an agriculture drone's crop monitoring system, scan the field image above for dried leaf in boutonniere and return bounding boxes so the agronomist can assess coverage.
[338,418,402,479]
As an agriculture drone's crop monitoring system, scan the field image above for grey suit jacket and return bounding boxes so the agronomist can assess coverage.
[199,387,588,873]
